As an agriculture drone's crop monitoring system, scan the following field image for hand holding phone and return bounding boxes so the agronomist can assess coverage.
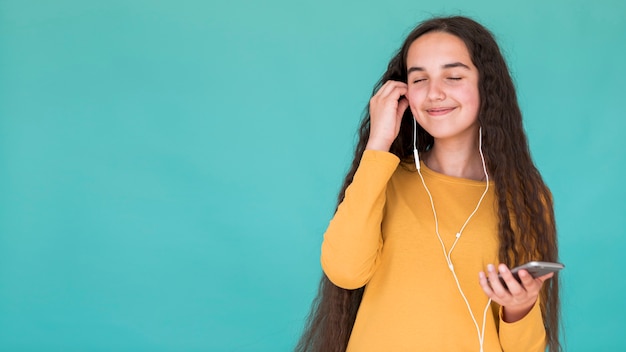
[498,261,564,285]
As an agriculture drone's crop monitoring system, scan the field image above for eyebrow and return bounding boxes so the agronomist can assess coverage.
[407,62,471,74]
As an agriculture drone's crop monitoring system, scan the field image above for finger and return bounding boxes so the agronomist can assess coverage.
[381,85,407,103]
[478,271,495,297]
[519,270,553,291]
[373,80,398,97]
[498,264,524,295]
[517,269,536,289]
[379,80,407,93]
[537,271,555,283]
[376,81,407,99]
[396,97,409,119]
[487,264,512,298]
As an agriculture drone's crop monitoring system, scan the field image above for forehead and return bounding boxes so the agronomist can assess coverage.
[406,31,473,67]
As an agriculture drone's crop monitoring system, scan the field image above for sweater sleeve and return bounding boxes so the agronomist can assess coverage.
[320,150,400,289]
[498,299,546,352]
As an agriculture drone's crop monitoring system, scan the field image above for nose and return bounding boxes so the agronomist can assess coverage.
[427,80,445,101]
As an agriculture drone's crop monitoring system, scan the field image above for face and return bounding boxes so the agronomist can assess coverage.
[406,31,480,142]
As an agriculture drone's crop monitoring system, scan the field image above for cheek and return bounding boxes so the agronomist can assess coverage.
[453,85,480,113]
[468,85,480,104]
[467,91,481,114]
[406,89,425,116]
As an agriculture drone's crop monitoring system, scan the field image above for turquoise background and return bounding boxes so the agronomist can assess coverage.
[1,0,624,350]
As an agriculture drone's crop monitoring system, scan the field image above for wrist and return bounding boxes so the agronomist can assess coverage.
[502,301,535,323]
[365,138,392,152]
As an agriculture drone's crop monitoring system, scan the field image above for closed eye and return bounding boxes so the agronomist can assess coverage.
[448,77,462,81]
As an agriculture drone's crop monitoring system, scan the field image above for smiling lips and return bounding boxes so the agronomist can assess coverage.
[426,107,457,116]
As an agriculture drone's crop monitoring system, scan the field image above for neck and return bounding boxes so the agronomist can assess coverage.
[422,133,486,181]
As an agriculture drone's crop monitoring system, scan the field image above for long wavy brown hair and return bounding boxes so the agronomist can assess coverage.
[295,16,560,352]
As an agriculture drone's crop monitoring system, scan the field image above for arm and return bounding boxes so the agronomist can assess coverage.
[322,80,407,289]
[498,299,546,352]
[321,150,399,289]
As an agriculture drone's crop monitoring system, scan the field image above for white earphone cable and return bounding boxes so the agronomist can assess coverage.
[413,117,492,352]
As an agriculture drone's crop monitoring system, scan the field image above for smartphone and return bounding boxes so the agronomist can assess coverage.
[498,261,564,284]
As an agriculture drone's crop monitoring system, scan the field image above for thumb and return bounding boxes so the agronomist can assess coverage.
[396,97,410,120]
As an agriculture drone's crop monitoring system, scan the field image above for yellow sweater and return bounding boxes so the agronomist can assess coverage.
[321,150,546,352]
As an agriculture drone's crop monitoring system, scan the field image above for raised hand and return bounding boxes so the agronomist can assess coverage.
[365,80,409,152]
[478,263,553,323]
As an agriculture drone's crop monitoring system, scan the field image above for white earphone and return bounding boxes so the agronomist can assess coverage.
[413,117,492,352]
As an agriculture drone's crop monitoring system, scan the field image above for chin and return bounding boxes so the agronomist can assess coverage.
[421,124,479,141]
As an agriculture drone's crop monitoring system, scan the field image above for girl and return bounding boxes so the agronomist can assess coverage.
[296,16,560,352]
